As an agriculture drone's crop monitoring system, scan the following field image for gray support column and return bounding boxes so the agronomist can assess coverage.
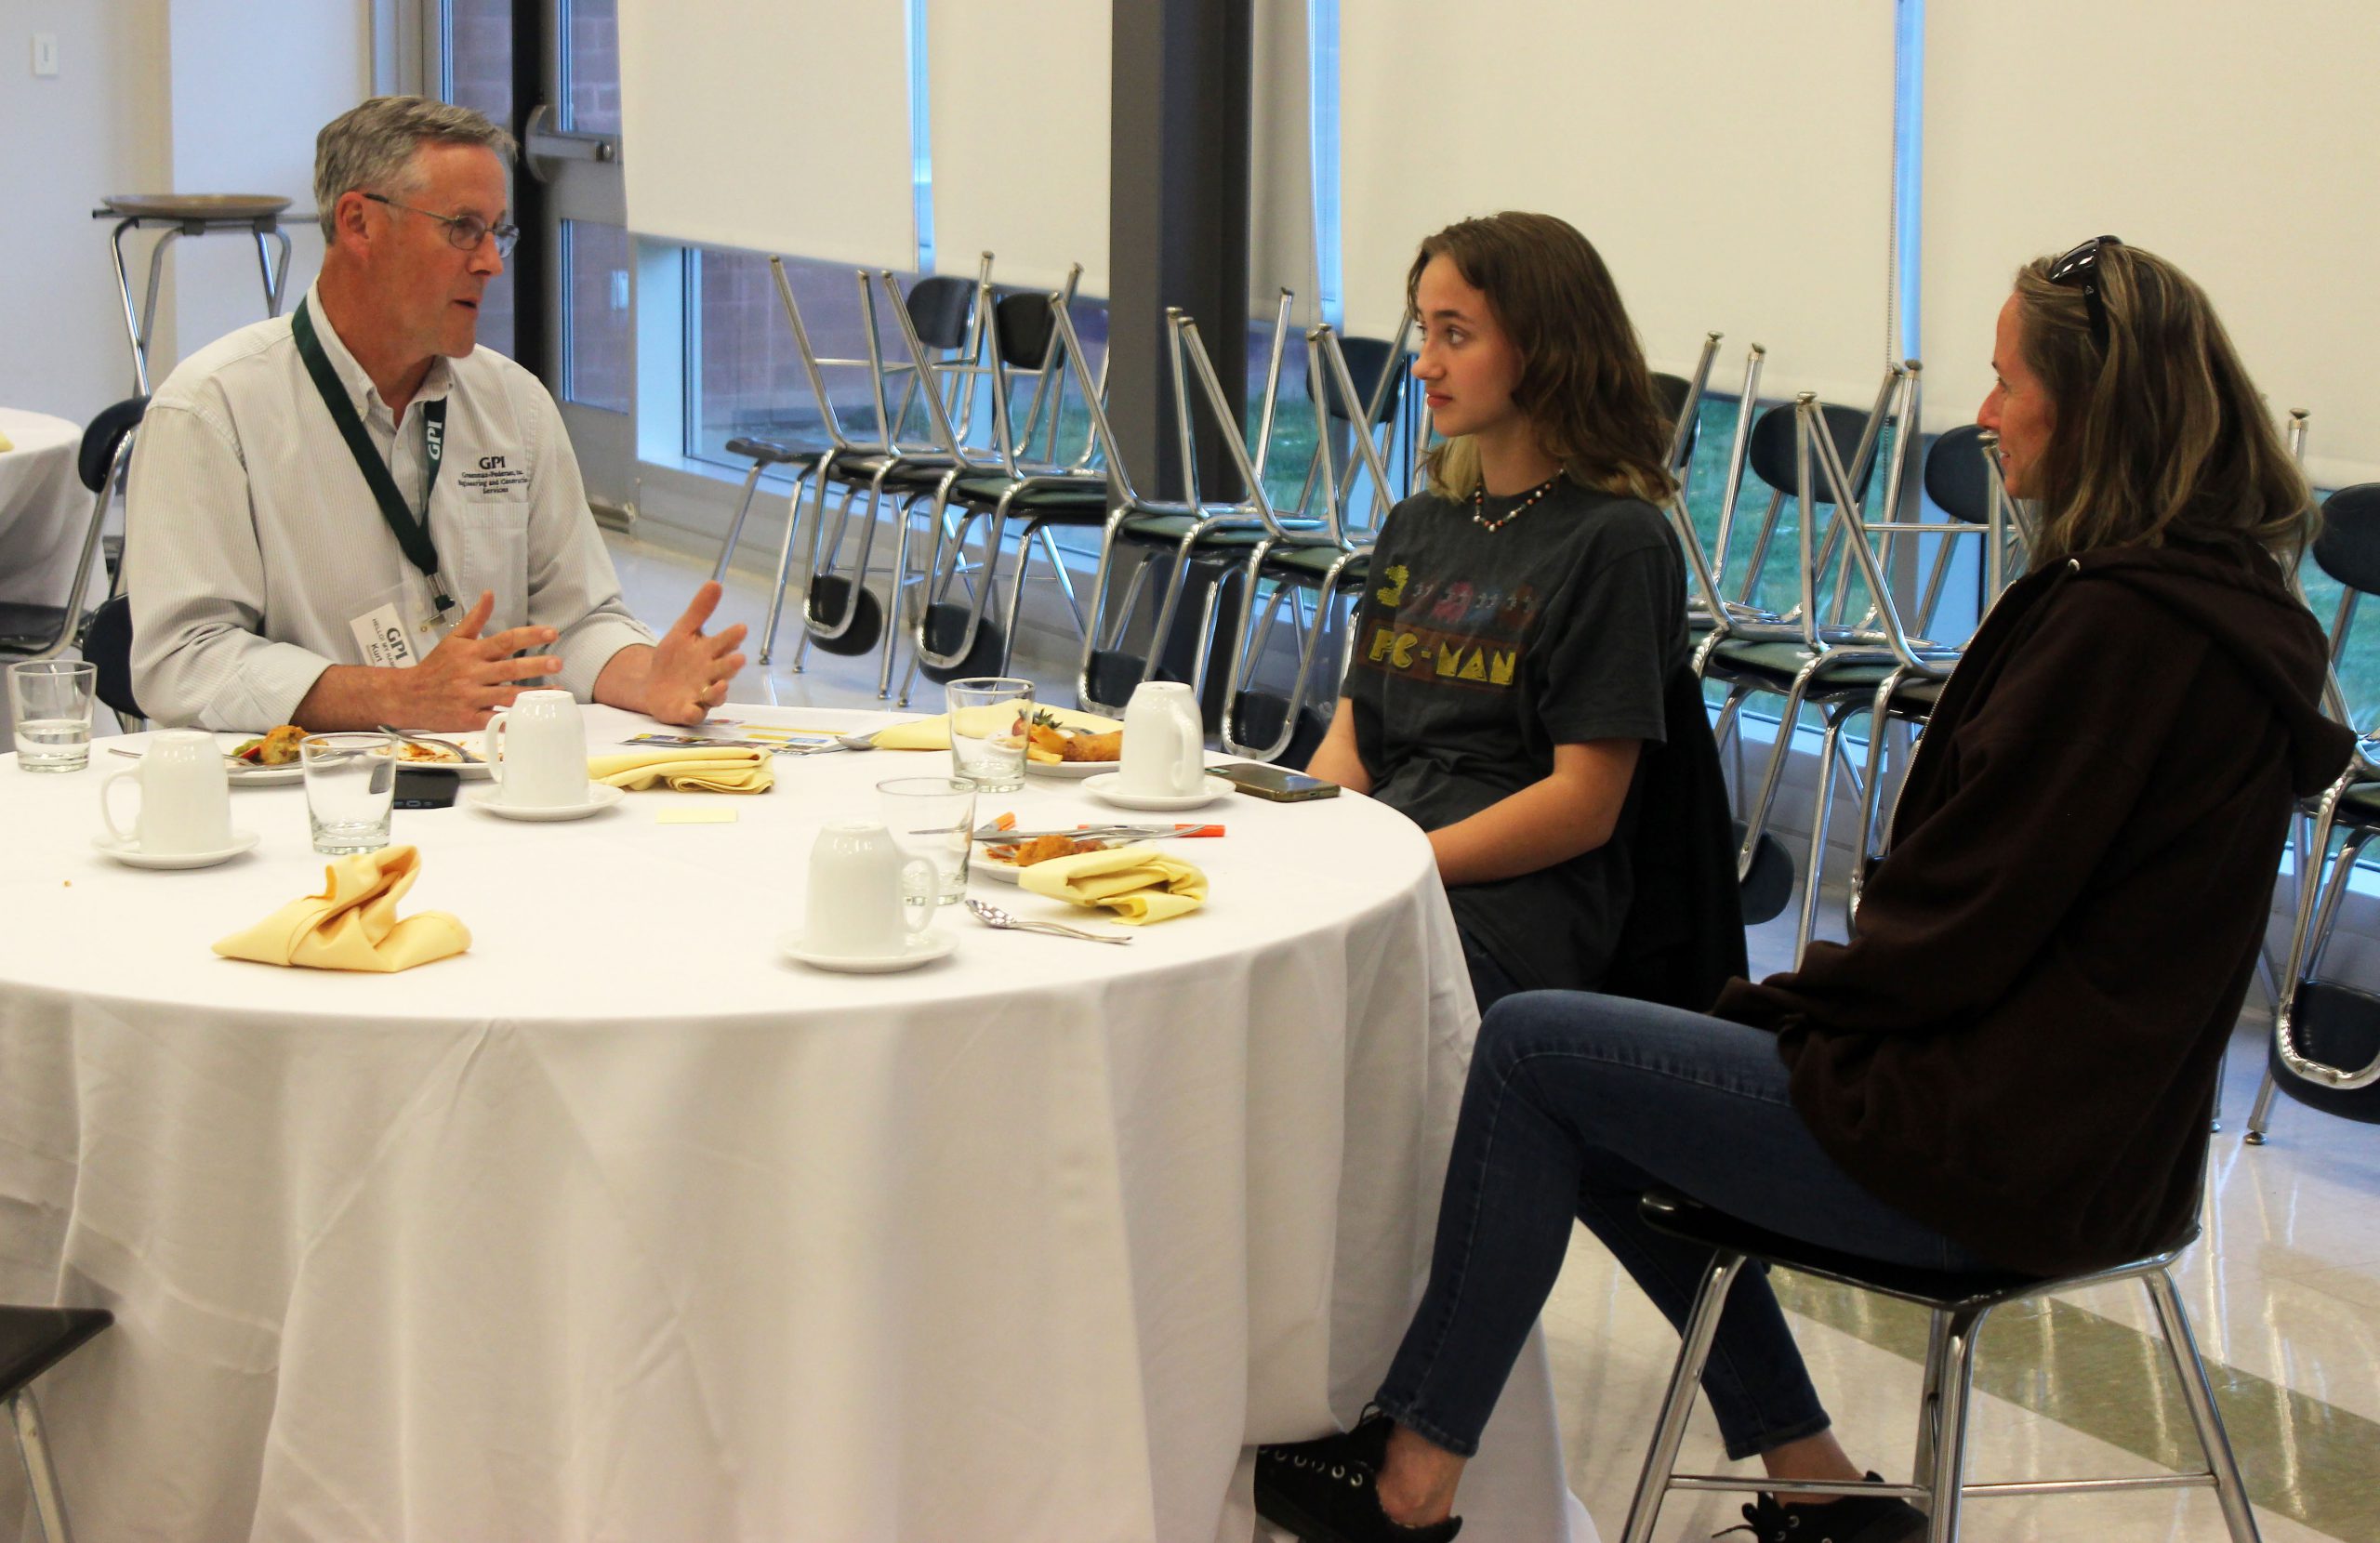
[1110,0,1253,503]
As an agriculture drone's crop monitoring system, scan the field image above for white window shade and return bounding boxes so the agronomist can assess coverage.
[615,0,915,269]
[923,0,1111,294]
[1338,1,1898,409]
[1921,1,2380,489]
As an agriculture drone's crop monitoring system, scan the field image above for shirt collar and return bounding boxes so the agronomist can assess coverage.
[298,281,456,423]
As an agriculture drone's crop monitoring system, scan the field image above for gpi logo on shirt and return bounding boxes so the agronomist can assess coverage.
[457,447,530,495]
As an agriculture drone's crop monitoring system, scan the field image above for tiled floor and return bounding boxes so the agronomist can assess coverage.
[572,531,2380,1541]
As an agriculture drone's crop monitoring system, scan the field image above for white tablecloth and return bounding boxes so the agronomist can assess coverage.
[0,408,85,608]
[0,706,1593,1543]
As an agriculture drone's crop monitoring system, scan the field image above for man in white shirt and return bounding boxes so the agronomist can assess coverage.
[125,96,742,732]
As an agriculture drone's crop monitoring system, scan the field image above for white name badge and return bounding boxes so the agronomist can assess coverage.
[350,602,419,668]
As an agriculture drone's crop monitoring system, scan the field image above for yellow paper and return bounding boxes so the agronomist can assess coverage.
[1018,843,1207,925]
[588,745,774,793]
[212,846,469,972]
[871,705,1120,751]
[657,806,738,824]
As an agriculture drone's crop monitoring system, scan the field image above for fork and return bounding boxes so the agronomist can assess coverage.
[964,897,1133,944]
[377,724,484,763]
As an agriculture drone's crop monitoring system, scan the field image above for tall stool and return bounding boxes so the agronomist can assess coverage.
[3,1306,113,1543]
[1620,1190,2260,1543]
[94,194,304,393]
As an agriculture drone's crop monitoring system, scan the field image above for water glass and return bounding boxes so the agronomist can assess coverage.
[878,775,978,904]
[301,732,399,854]
[945,676,1033,792]
[9,660,98,772]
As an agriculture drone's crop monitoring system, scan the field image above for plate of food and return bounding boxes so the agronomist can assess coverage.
[1025,711,1122,779]
[390,733,491,778]
[216,726,307,785]
[976,833,1120,883]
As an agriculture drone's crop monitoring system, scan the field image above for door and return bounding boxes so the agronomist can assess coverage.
[442,0,637,515]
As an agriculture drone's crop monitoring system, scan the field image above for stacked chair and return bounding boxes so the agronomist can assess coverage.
[2246,481,2380,1143]
[1071,299,1370,723]
[744,254,993,694]
[877,268,1115,701]
[1211,323,1408,760]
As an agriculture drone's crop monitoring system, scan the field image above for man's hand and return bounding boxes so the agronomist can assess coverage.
[593,581,748,726]
[293,590,560,731]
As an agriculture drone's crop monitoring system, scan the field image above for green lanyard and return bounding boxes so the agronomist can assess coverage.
[291,297,455,617]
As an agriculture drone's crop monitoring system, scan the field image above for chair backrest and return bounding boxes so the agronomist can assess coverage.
[1923,423,1994,525]
[905,274,976,351]
[993,290,1056,370]
[1746,399,1874,506]
[1305,336,1401,428]
[2314,483,2380,597]
[84,593,141,719]
[79,396,148,493]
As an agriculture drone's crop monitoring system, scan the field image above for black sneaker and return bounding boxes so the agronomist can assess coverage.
[1254,1409,1462,1543]
[1720,1472,1925,1543]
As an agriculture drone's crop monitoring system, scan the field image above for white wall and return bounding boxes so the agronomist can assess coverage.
[0,0,366,429]
[0,0,172,423]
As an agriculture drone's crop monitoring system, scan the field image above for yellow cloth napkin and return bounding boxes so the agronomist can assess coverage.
[212,845,469,972]
[1018,843,1207,925]
[871,705,1120,750]
[588,745,775,793]
[0,429,14,453]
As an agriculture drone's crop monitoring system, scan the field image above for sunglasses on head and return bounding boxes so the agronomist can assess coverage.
[2047,235,2122,351]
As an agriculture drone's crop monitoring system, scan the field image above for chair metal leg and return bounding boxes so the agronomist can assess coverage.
[712,460,770,584]
[1620,1250,1748,1543]
[10,1386,77,1543]
[1923,1307,1988,1543]
[1794,706,1851,965]
[757,470,816,666]
[2243,1066,2281,1145]
[2142,1271,2263,1543]
[1910,1308,1952,1486]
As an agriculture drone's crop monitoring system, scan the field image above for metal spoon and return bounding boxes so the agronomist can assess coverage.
[964,897,1133,944]
[794,732,885,756]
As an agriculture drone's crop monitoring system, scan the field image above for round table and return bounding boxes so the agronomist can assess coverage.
[0,409,85,609]
[0,705,1592,1542]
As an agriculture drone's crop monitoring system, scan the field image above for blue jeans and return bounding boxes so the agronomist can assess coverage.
[1375,990,1986,1461]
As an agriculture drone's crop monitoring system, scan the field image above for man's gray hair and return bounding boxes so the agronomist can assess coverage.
[314,96,516,241]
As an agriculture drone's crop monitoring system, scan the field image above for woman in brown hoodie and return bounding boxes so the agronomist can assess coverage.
[1254,239,2354,1543]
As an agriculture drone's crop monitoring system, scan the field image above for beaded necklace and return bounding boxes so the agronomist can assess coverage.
[1470,472,1565,534]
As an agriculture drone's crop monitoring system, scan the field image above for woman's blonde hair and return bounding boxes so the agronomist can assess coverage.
[2011,242,2312,570]
[1407,213,1676,506]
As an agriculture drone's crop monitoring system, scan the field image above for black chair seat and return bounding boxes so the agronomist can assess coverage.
[83,594,141,718]
[0,601,71,652]
[721,435,827,468]
[949,474,1111,510]
[1262,543,1366,580]
[0,1306,112,1398]
[1637,1189,2139,1315]
[1702,638,1905,691]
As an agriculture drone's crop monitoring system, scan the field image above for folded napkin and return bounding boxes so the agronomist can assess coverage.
[213,845,469,972]
[871,705,1120,751]
[588,745,774,793]
[0,429,13,453]
[1018,843,1207,925]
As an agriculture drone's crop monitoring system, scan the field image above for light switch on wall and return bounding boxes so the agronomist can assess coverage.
[32,33,59,76]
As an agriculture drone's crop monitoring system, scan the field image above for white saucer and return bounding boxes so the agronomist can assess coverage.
[778,928,957,973]
[1025,758,1112,781]
[92,829,259,870]
[1083,772,1234,811]
[467,784,625,822]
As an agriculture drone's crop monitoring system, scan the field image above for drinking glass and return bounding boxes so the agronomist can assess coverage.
[301,732,399,854]
[9,660,98,772]
[945,677,1033,792]
[878,775,977,904]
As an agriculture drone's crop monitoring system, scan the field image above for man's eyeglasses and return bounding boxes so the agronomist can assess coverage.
[363,192,520,258]
[2047,234,2122,351]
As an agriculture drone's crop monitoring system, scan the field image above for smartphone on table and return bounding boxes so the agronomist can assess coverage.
[1216,761,1341,803]
[392,767,461,810]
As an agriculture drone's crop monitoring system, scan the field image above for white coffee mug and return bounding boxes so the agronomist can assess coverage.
[805,820,936,958]
[482,690,588,809]
[100,730,232,855]
[1119,680,1207,796]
